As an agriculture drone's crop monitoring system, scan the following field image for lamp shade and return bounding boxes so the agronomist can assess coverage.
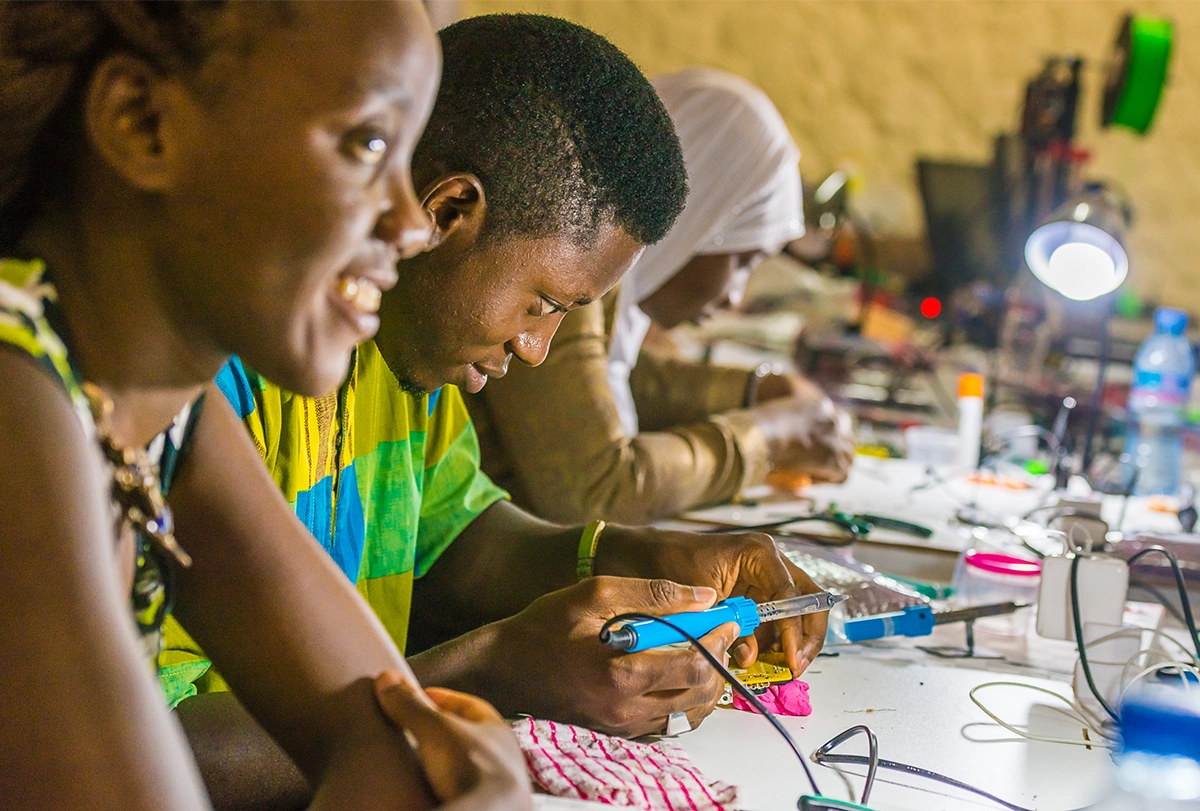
[1024,188,1131,301]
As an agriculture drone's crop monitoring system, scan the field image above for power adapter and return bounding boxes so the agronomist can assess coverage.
[1036,554,1129,641]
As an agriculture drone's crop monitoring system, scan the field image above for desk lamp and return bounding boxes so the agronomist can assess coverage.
[1024,186,1130,303]
[1024,184,1133,478]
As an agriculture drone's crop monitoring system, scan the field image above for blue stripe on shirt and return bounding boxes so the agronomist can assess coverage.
[215,356,257,419]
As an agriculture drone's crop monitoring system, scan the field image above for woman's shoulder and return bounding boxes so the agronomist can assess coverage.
[0,258,105,514]
[0,257,93,429]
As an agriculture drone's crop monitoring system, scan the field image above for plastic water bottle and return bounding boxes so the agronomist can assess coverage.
[1087,690,1200,810]
[1123,307,1195,495]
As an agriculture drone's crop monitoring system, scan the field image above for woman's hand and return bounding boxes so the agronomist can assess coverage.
[374,673,532,811]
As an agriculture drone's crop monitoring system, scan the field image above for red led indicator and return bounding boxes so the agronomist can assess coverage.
[920,297,942,319]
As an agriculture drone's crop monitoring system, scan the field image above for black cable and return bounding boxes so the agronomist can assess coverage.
[598,612,822,797]
[1080,304,1112,478]
[1016,536,1048,560]
[1130,580,1190,627]
[1070,553,1119,722]
[811,750,1037,811]
[813,725,878,805]
[1069,546,1198,726]
[1125,546,1200,655]
[600,613,1050,811]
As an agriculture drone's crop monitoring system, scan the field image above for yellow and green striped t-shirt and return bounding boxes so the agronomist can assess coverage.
[160,339,507,705]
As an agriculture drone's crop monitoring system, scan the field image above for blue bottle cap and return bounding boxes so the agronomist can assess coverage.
[1154,307,1189,336]
[1120,688,1200,761]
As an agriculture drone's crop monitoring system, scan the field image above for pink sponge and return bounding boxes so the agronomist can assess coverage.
[731,680,811,717]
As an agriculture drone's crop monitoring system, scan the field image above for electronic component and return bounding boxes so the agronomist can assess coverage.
[1036,554,1129,641]
[719,655,795,705]
[729,655,794,689]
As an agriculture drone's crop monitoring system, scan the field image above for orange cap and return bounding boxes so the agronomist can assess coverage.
[958,372,984,399]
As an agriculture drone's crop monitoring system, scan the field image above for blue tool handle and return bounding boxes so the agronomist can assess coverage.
[614,596,761,652]
[843,605,935,642]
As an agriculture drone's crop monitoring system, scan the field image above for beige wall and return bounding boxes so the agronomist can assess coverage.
[460,0,1200,308]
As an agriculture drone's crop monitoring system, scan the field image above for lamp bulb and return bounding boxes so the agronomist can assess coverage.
[1044,242,1118,301]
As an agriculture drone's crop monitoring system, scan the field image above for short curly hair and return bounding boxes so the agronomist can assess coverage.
[418,13,687,247]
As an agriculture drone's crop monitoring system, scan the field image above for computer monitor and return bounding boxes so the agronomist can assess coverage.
[916,159,1011,301]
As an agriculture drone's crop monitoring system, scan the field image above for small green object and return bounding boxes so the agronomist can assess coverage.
[1104,14,1174,135]
[855,513,934,539]
[798,797,875,811]
[823,505,873,538]
[885,574,954,601]
[1115,289,1143,320]
[1025,459,1050,475]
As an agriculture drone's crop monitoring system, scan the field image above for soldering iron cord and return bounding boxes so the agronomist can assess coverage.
[812,725,878,805]
[599,613,1055,810]
[810,751,1044,811]
[598,612,822,797]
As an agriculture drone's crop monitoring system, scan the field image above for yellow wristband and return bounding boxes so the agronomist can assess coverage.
[575,520,606,581]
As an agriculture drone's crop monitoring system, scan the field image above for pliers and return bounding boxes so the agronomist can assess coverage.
[703,504,933,543]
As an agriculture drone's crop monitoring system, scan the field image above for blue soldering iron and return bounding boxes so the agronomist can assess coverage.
[841,601,1027,642]
[601,592,845,653]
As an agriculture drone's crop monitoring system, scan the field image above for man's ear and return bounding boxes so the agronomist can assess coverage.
[419,173,487,250]
[84,54,185,192]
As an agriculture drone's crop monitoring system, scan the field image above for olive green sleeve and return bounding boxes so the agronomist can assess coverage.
[628,349,755,431]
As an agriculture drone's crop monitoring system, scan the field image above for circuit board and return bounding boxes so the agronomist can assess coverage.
[720,652,794,703]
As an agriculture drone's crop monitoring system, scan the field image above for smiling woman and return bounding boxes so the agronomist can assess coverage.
[0,2,528,810]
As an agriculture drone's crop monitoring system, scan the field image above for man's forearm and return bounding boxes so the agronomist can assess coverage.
[407,621,506,703]
[411,501,581,643]
[410,500,665,652]
[175,692,312,811]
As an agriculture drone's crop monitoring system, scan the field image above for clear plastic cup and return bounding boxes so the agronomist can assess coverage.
[951,550,1042,635]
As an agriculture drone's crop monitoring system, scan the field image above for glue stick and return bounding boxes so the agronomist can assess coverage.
[957,373,984,470]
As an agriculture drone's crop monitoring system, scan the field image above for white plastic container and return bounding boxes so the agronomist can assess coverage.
[905,425,959,467]
[957,373,984,470]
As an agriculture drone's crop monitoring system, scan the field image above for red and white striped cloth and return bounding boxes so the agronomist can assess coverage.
[511,718,737,811]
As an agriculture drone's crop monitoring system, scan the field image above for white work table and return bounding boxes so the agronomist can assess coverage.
[682,637,1112,811]
[536,626,1114,811]
[534,457,1196,811]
